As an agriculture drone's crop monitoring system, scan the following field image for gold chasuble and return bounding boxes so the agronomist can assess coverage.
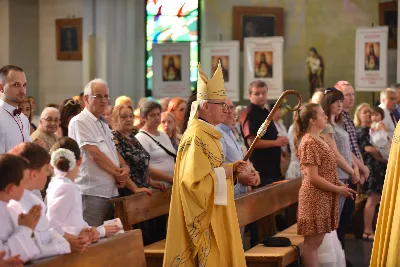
[162,63,246,267]
[370,123,400,266]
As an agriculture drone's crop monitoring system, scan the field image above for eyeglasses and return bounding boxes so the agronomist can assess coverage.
[90,94,110,101]
[65,99,80,107]
[41,117,60,124]
[207,101,229,110]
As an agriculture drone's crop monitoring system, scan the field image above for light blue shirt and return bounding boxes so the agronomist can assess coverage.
[217,124,249,196]
[217,124,243,163]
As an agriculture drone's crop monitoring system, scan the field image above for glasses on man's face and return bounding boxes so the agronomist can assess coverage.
[90,94,110,101]
[41,117,60,124]
[207,101,229,110]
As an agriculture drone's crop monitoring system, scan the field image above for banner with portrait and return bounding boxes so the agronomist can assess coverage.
[243,37,284,100]
[201,41,240,101]
[355,27,388,91]
[152,43,191,98]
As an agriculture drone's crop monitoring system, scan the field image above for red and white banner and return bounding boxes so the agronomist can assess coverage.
[152,43,191,98]
[355,27,388,91]
[243,37,284,100]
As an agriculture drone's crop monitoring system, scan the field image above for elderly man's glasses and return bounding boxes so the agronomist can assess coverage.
[41,117,60,124]
[90,94,110,101]
[207,101,229,110]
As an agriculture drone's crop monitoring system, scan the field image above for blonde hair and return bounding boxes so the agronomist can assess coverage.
[159,111,177,139]
[353,103,371,127]
[111,105,134,130]
[115,95,133,107]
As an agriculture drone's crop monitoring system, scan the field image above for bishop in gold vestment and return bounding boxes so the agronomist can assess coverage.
[163,63,247,266]
[370,122,400,266]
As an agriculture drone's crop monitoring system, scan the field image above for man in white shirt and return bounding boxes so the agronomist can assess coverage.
[379,88,398,139]
[0,65,31,153]
[69,78,129,226]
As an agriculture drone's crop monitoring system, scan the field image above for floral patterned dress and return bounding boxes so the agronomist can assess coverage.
[112,130,150,196]
[356,126,387,194]
[297,134,340,236]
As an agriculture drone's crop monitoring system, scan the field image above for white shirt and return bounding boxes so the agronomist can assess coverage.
[0,99,31,153]
[46,175,106,237]
[136,130,176,183]
[7,190,71,259]
[69,108,120,198]
[379,104,396,139]
[0,200,40,261]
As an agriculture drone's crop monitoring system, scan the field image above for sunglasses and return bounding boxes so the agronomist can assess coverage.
[65,99,80,107]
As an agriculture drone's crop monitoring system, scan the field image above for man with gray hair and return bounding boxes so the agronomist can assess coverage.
[69,78,130,226]
[379,88,398,138]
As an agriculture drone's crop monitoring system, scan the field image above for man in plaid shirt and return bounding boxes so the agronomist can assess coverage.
[335,81,370,252]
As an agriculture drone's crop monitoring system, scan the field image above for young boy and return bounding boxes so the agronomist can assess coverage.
[0,154,41,262]
[7,143,90,258]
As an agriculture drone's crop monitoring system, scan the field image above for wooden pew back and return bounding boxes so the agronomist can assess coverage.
[30,230,146,267]
[110,187,172,231]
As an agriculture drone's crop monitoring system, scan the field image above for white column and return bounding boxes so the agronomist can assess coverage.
[0,0,10,66]
[82,0,145,105]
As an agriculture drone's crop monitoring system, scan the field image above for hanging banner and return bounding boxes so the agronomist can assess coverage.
[152,43,191,98]
[355,27,388,91]
[243,37,284,100]
[201,41,240,102]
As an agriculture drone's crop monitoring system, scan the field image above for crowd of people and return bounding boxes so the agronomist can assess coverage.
[0,62,397,266]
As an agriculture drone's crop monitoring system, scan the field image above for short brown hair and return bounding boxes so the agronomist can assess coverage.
[248,80,267,95]
[0,65,24,84]
[0,154,29,191]
[140,100,162,118]
[111,105,134,130]
[8,142,50,170]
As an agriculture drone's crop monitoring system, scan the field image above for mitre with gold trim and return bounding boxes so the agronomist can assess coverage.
[189,62,226,120]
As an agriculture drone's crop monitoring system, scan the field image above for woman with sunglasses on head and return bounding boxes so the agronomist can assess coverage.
[57,98,82,137]
[320,88,361,216]
[295,103,355,267]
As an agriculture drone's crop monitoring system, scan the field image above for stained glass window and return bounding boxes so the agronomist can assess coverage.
[145,0,199,94]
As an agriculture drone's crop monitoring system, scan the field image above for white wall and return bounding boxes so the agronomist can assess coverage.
[38,0,83,109]
[0,0,9,66]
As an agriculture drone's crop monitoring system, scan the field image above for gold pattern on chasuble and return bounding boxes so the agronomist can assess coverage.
[393,133,400,144]
[171,134,223,266]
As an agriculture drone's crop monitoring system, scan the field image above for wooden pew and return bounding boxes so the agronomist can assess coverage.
[110,178,302,267]
[109,187,172,231]
[245,224,303,267]
[29,229,146,267]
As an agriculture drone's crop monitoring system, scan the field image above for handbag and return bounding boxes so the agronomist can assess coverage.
[140,131,177,162]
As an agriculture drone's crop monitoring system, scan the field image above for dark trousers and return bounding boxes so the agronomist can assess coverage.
[337,184,356,249]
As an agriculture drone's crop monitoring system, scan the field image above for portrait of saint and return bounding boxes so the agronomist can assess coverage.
[211,56,229,82]
[162,55,182,82]
[364,42,380,71]
[305,47,324,98]
[254,51,273,78]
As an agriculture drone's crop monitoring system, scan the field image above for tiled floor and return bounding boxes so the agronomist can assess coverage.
[344,237,373,267]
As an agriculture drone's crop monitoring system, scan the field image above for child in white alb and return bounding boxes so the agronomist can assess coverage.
[370,106,390,161]
[0,154,41,262]
[7,143,71,259]
[46,137,121,241]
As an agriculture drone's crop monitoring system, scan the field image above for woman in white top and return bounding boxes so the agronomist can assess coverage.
[136,101,176,186]
[46,137,121,242]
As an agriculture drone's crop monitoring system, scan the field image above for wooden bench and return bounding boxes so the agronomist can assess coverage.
[29,229,146,267]
[245,224,303,267]
[110,178,302,267]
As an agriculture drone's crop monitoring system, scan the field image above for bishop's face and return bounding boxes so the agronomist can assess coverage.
[206,98,228,125]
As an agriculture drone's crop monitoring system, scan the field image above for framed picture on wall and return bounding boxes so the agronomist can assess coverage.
[379,2,397,49]
[55,18,83,60]
[232,6,284,50]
